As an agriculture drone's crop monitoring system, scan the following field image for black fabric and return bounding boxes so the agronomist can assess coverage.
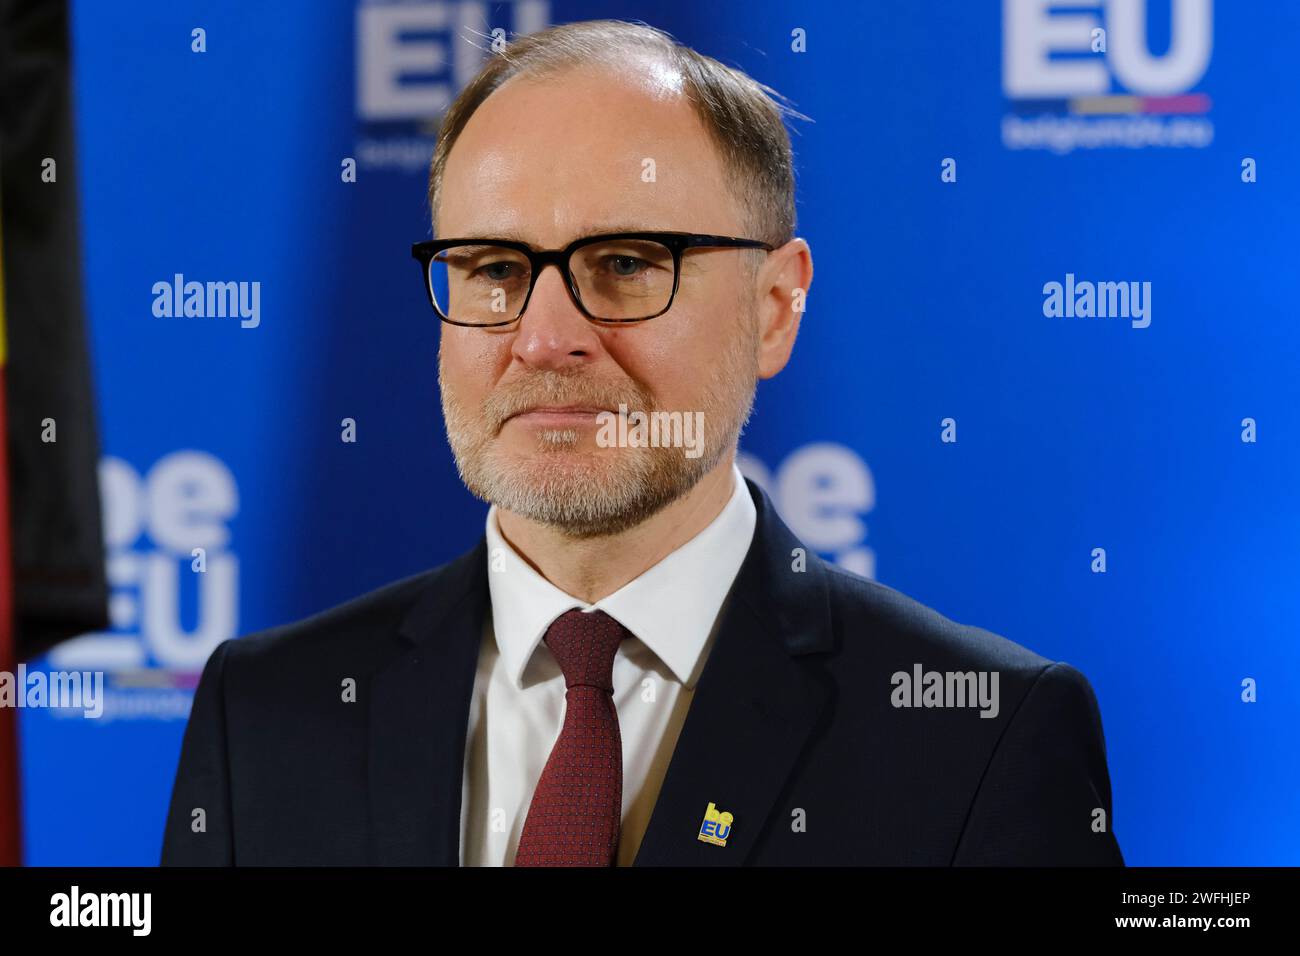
[0,0,109,659]
[162,478,1124,866]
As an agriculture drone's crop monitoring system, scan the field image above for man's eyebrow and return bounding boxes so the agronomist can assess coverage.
[442,224,670,245]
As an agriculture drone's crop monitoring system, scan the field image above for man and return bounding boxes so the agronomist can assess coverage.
[162,19,1123,866]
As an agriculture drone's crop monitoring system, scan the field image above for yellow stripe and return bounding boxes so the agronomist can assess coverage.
[1072,95,1142,115]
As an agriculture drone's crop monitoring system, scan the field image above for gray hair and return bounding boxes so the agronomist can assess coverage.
[427,19,807,248]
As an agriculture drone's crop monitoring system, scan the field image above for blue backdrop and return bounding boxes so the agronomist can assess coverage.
[21,0,1300,865]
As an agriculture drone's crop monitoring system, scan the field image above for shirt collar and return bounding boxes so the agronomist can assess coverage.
[484,462,756,690]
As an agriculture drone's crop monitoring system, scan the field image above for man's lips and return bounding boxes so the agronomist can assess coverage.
[505,405,615,426]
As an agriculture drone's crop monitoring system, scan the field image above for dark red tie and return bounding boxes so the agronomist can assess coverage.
[513,608,629,867]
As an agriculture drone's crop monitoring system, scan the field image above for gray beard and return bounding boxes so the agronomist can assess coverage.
[439,319,758,540]
[453,431,723,539]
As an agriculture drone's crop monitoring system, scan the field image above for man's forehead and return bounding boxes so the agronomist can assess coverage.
[439,221,681,243]
[450,66,711,164]
[437,65,737,240]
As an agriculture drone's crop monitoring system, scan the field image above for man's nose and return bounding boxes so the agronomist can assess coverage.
[510,263,601,370]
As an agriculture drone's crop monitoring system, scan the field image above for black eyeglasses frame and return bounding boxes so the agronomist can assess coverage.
[410,230,775,327]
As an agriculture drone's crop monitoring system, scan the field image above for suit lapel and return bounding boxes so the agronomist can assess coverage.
[369,536,488,865]
[633,479,834,865]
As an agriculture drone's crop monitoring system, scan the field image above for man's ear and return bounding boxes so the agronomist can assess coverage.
[754,237,813,380]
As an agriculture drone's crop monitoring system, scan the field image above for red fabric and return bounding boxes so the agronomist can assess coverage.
[514,608,629,867]
[0,365,20,866]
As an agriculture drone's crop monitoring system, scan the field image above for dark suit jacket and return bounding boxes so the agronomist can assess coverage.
[161,478,1123,865]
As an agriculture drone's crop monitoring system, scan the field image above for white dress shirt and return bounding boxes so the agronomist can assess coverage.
[458,462,757,866]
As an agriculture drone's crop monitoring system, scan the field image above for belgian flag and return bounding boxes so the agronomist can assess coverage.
[0,224,15,866]
[0,0,111,865]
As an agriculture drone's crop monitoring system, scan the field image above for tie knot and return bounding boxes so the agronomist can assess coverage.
[543,608,628,692]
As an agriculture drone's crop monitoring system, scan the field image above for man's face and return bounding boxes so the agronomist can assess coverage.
[436,64,761,538]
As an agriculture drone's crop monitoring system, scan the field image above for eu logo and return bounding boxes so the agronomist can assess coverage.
[697,802,734,847]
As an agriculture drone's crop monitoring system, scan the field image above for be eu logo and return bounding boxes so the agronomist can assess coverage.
[698,802,734,847]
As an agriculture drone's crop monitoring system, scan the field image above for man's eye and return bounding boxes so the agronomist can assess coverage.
[605,255,649,277]
[476,261,521,281]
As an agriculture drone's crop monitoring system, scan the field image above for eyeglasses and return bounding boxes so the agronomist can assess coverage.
[410,230,774,327]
